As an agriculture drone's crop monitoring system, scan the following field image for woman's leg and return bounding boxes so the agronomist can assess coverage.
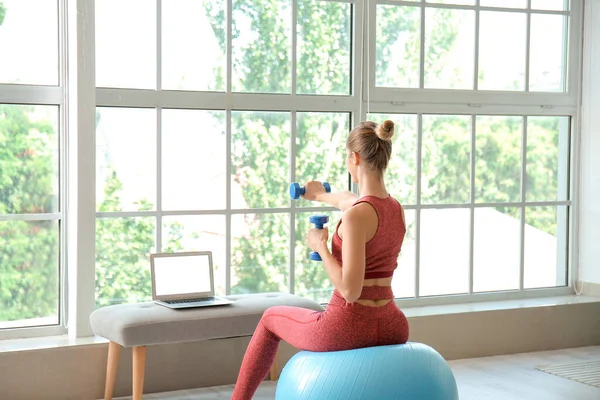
[231,305,343,400]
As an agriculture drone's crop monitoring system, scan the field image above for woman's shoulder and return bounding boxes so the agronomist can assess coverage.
[345,201,378,222]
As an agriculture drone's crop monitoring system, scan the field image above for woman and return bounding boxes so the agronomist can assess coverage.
[231,120,409,400]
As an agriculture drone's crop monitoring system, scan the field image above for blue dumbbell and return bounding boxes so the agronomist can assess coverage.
[309,215,329,261]
[289,182,331,200]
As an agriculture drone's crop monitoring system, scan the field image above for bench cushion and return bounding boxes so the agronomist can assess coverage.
[90,292,324,347]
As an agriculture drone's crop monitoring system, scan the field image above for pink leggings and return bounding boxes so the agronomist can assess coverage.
[231,291,409,400]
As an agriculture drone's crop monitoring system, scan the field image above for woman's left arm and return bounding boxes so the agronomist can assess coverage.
[310,207,367,303]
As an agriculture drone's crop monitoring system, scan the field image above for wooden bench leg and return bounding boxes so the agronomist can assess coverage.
[105,341,122,400]
[270,348,279,381]
[133,346,147,400]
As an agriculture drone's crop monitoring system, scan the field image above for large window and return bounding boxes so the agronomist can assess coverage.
[0,0,582,337]
[0,0,64,333]
[94,0,576,308]
[372,113,569,298]
[94,0,353,306]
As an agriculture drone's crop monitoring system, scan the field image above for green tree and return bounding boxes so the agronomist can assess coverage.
[1,0,567,322]
[0,104,59,321]
[94,170,186,307]
[0,2,6,26]
[204,0,463,302]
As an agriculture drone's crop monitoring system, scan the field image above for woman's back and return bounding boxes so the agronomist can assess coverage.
[332,195,406,306]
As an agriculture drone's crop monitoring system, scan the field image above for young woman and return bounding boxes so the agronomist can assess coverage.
[231,120,409,400]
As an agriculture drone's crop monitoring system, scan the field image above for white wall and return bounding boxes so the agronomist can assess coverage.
[580,0,600,284]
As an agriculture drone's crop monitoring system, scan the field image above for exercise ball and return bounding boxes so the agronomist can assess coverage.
[275,342,458,400]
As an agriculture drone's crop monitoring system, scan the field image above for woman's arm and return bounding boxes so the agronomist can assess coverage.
[316,191,358,211]
[312,205,370,303]
[303,180,358,211]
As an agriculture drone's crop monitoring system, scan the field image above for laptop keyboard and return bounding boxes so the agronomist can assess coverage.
[163,297,217,304]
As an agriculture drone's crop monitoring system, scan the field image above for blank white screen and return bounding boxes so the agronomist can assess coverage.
[153,254,212,296]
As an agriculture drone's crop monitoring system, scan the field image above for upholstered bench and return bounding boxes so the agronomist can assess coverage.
[90,292,324,400]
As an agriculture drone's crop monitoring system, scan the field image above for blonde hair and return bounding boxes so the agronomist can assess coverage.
[346,120,395,173]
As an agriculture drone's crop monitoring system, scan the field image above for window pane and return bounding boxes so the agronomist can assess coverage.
[96,0,156,89]
[0,105,59,214]
[475,116,522,203]
[162,215,226,296]
[531,0,568,11]
[295,112,349,208]
[369,113,418,206]
[231,111,290,209]
[0,0,58,85]
[0,220,59,328]
[480,0,526,8]
[162,109,226,211]
[96,108,156,212]
[376,5,421,88]
[232,213,289,294]
[524,206,568,289]
[95,217,155,307]
[294,210,341,303]
[474,207,520,292]
[162,0,226,91]
[529,14,567,92]
[420,208,470,296]
[297,0,351,95]
[422,115,471,204]
[424,8,475,90]
[392,209,416,298]
[478,11,526,91]
[232,0,291,93]
[527,117,570,202]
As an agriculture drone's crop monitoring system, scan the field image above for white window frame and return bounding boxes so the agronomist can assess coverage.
[0,0,69,339]
[94,0,362,302]
[363,0,582,307]
[1,0,584,339]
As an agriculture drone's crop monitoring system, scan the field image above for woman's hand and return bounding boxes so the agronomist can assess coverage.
[307,227,329,253]
[302,180,327,201]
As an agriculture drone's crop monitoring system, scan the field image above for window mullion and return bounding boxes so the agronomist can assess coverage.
[414,113,423,299]
[226,108,232,295]
[519,116,528,292]
[469,115,476,295]
[157,0,162,91]
[525,0,531,92]
[290,111,297,294]
[156,108,163,252]
[292,0,297,96]
[474,0,480,90]
[226,0,233,96]
[66,0,97,338]
[419,2,425,89]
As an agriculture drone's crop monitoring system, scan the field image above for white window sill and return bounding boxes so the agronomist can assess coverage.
[0,294,598,354]
[400,294,599,317]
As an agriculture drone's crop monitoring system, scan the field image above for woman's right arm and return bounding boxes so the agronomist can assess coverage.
[316,191,358,211]
[303,180,358,211]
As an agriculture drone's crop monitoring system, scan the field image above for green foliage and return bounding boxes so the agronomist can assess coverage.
[95,171,156,307]
[0,105,59,321]
[1,2,567,323]
[0,2,6,26]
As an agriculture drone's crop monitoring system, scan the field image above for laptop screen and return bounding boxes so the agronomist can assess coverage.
[153,254,212,296]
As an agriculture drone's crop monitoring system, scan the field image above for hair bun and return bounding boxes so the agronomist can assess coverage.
[376,120,394,141]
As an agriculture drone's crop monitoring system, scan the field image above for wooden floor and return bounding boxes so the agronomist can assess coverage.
[115,346,600,400]
[450,346,600,400]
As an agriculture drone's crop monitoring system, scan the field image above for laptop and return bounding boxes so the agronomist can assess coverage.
[150,251,233,309]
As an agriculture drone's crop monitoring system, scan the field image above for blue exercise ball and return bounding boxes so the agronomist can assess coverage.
[275,342,458,400]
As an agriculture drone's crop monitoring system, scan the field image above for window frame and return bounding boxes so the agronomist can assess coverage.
[0,0,583,338]
[0,0,68,339]
[366,0,581,108]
